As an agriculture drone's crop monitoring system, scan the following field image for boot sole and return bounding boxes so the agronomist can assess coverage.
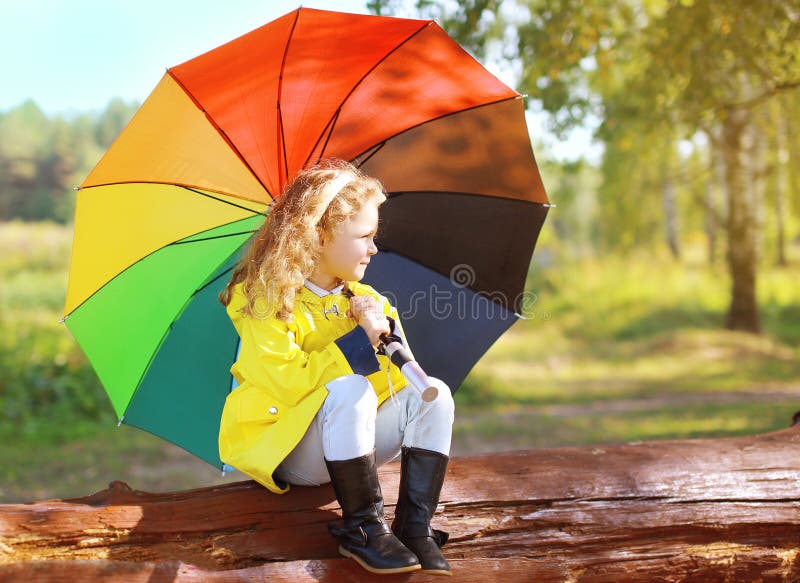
[338,545,422,574]
[421,567,453,576]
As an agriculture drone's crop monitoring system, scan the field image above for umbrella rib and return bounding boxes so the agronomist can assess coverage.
[352,95,523,163]
[182,186,269,216]
[118,251,242,427]
[277,8,302,190]
[79,180,271,207]
[312,109,341,167]
[306,20,433,167]
[166,70,273,198]
[119,234,249,457]
[376,192,549,314]
[371,243,523,316]
[170,230,258,246]
[61,217,258,320]
[383,188,548,205]
[354,142,386,168]
[190,264,236,299]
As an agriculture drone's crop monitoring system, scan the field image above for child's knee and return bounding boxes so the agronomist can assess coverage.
[427,377,455,423]
[325,374,378,415]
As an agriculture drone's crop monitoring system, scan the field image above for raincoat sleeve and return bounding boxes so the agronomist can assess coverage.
[234,313,381,406]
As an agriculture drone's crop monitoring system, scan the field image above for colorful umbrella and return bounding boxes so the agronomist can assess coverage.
[62,7,550,470]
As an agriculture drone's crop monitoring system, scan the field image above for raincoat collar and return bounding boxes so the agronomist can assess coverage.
[303,279,344,297]
[298,279,355,305]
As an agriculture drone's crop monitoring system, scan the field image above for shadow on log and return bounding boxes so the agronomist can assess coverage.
[2,427,800,582]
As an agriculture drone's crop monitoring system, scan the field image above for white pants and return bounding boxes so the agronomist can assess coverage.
[274,374,455,487]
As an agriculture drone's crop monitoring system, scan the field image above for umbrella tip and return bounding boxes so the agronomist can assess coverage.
[73,186,80,191]
[59,315,67,323]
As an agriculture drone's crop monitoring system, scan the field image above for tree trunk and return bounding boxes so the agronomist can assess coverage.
[703,126,726,266]
[774,97,789,267]
[748,107,768,267]
[704,167,719,265]
[786,94,800,248]
[2,426,800,582]
[662,146,681,260]
[721,106,761,332]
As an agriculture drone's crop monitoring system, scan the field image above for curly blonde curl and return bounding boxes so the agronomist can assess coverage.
[219,159,386,323]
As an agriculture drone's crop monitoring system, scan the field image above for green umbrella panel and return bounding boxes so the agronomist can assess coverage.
[65,213,263,467]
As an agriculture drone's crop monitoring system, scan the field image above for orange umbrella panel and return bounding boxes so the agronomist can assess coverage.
[170,8,519,195]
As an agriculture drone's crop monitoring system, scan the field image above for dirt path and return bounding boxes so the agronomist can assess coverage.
[450,387,800,456]
[481,388,800,419]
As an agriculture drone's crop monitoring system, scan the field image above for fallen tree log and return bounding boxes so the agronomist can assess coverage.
[2,426,800,582]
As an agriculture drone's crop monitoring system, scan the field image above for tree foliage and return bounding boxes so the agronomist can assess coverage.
[368,0,506,59]
[0,98,138,223]
[370,0,800,332]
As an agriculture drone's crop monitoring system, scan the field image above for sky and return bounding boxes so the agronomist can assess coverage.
[1,0,369,114]
[1,0,599,162]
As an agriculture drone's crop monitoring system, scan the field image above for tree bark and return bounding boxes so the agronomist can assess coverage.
[2,426,800,582]
[704,162,720,265]
[721,105,761,332]
[774,97,789,267]
[702,126,726,266]
[662,145,681,260]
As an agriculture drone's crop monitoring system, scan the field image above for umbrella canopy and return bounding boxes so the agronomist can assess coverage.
[63,7,550,469]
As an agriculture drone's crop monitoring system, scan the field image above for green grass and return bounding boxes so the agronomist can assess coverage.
[0,426,241,503]
[453,401,799,454]
[456,247,800,450]
[461,328,799,407]
[0,221,113,442]
[1,221,798,502]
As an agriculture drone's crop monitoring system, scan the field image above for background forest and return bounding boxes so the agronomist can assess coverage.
[1,0,798,502]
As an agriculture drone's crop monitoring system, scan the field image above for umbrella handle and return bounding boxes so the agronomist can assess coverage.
[343,286,439,402]
[379,328,439,403]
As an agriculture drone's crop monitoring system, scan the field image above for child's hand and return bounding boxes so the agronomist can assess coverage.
[347,295,390,348]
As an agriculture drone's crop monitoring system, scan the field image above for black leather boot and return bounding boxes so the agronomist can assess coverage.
[391,446,451,576]
[325,449,420,574]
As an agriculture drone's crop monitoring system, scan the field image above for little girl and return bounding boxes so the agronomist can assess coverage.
[218,160,455,576]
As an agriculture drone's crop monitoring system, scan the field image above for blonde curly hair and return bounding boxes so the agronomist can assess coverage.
[220,159,386,323]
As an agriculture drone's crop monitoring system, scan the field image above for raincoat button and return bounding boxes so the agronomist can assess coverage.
[268,406,278,415]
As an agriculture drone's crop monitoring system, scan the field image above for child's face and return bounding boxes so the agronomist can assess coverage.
[317,200,379,284]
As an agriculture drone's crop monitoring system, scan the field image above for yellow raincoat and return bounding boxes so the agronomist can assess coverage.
[218,280,412,493]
